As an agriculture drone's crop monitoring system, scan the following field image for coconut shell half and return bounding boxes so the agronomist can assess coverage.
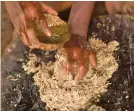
[34,13,70,51]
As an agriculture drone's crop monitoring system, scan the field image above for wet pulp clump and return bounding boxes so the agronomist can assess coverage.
[23,38,119,111]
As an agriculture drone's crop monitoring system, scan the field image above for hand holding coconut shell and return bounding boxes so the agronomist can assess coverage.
[5,1,58,48]
[5,1,97,80]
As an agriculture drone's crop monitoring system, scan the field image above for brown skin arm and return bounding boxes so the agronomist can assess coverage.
[4,1,57,48]
[68,1,95,37]
[64,2,97,81]
[5,1,96,80]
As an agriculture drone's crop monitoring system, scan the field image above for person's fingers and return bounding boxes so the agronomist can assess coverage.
[35,9,52,36]
[13,29,19,40]
[39,2,58,15]
[26,28,40,48]
[76,65,88,81]
[20,2,52,37]
[24,16,40,48]
[66,48,75,73]
[19,26,31,46]
[74,48,84,67]
[19,2,40,48]
[63,64,67,73]
[84,49,90,68]
[19,2,36,19]
[89,50,97,67]
[75,49,89,81]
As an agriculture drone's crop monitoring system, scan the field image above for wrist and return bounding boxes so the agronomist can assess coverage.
[68,1,95,38]
[68,25,88,37]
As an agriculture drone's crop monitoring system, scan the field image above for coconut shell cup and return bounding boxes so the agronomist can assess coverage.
[34,13,70,51]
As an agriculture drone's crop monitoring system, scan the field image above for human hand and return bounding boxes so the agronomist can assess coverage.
[63,34,96,81]
[5,1,57,48]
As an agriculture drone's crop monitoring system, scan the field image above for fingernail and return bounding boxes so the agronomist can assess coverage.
[45,30,51,37]
[75,76,81,82]
[93,62,97,67]
[74,77,80,85]
[91,60,96,68]
[68,73,73,80]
